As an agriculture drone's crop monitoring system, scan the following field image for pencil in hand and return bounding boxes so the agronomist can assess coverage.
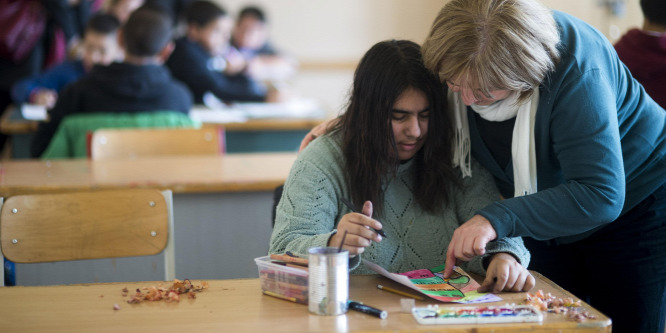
[340,197,387,238]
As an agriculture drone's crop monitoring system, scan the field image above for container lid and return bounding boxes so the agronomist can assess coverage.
[254,256,309,276]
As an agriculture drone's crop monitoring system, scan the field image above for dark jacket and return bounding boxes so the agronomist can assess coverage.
[30,62,192,157]
[166,37,266,104]
[11,59,85,104]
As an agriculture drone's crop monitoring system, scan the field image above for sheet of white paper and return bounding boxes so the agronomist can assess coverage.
[21,104,47,121]
[234,99,324,119]
[362,259,423,293]
[189,106,248,123]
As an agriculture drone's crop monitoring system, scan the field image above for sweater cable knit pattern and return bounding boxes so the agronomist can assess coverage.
[269,134,530,275]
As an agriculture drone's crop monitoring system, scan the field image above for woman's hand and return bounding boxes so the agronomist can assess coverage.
[299,118,340,152]
[327,201,383,255]
[443,214,497,277]
[478,252,535,293]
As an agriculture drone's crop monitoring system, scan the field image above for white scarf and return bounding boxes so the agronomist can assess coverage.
[450,89,540,197]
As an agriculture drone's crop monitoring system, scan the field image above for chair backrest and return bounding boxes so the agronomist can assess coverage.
[0,189,175,286]
[90,127,225,160]
[41,111,200,159]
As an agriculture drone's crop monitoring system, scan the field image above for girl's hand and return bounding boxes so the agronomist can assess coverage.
[327,201,383,255]
[478,252,535,293]
[30,89,58,109]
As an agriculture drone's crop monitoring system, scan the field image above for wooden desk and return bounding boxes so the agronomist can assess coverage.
[0,105,38,135]
[0,105,324,157]
[0,274,611,332]
[0,153,296,196]
[0,153,298,285]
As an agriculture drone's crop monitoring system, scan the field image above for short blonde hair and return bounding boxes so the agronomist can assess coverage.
[422,0,560,103]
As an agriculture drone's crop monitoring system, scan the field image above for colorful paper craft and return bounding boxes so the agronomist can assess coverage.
[363,260,502,304]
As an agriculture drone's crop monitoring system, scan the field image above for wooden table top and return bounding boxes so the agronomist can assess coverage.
[0,105,326,135]
[0,273,610,333]
[0,153,298,196]
[0,105,38,134]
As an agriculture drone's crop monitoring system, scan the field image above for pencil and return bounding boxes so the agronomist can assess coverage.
[377,284,425,301]
[263,290,306,304]
[340,197,387,238]
[269,253,309,266]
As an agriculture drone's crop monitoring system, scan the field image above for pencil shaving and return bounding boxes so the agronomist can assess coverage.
[124,279,208,305]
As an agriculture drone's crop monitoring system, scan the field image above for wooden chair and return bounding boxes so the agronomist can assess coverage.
[90,127,225,160]
[41,111,199,159]
[0,189,175,286]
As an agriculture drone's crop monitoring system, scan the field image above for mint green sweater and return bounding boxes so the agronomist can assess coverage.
[269,134,530,275]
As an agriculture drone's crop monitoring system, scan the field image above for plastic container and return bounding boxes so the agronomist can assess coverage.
[255,256,308,304]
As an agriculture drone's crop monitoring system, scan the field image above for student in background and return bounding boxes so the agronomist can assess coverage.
[270,40,534,293]
[104,0,145,23]
[166,0,277,104]
[11,13,121,109]
[0,0,97,154]
[614,0,666,108]
[31,5,192,157]
[231,6,297,82]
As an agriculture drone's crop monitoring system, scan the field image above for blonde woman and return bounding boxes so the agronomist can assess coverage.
[420,0,666,332]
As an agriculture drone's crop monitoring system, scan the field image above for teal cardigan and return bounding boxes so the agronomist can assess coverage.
[473,11,666,244]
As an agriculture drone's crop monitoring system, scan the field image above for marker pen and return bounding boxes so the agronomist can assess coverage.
[347,300,388,319]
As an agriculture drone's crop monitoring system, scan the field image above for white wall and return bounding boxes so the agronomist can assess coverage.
[216,0,641,63]
[213,0,643,116]
[215,0,444,63]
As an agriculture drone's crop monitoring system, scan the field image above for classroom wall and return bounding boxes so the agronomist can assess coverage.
[213,0,643,116]
[216,0,642,64]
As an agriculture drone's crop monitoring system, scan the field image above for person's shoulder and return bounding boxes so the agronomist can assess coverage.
[552,10,608,50]
[46,59,83,73]
[174,37,207,56]
[169,80,193,107]
[297,132,344,168]
[168,38,209,68]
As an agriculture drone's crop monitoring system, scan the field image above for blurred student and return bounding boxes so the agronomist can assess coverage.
[104,0,144,23]
[11,13,121,109]
[231,6,297,81]
[31,5,192,157]
[166,0,276,104]
[614,0,666,108]
[0,0,97,153]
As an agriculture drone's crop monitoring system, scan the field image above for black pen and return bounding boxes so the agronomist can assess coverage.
[340,197,387,238]
[347,300,388,319]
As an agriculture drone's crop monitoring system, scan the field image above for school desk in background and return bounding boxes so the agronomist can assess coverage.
[0,98,329,158]
[0,153,298,285]
[190,94,328,153]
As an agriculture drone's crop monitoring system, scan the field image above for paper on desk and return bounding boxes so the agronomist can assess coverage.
[233,99,324,119]
[199,91,324,120]
[21,104,48,121]
[189,106,248,123]
[363,259,502,304]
